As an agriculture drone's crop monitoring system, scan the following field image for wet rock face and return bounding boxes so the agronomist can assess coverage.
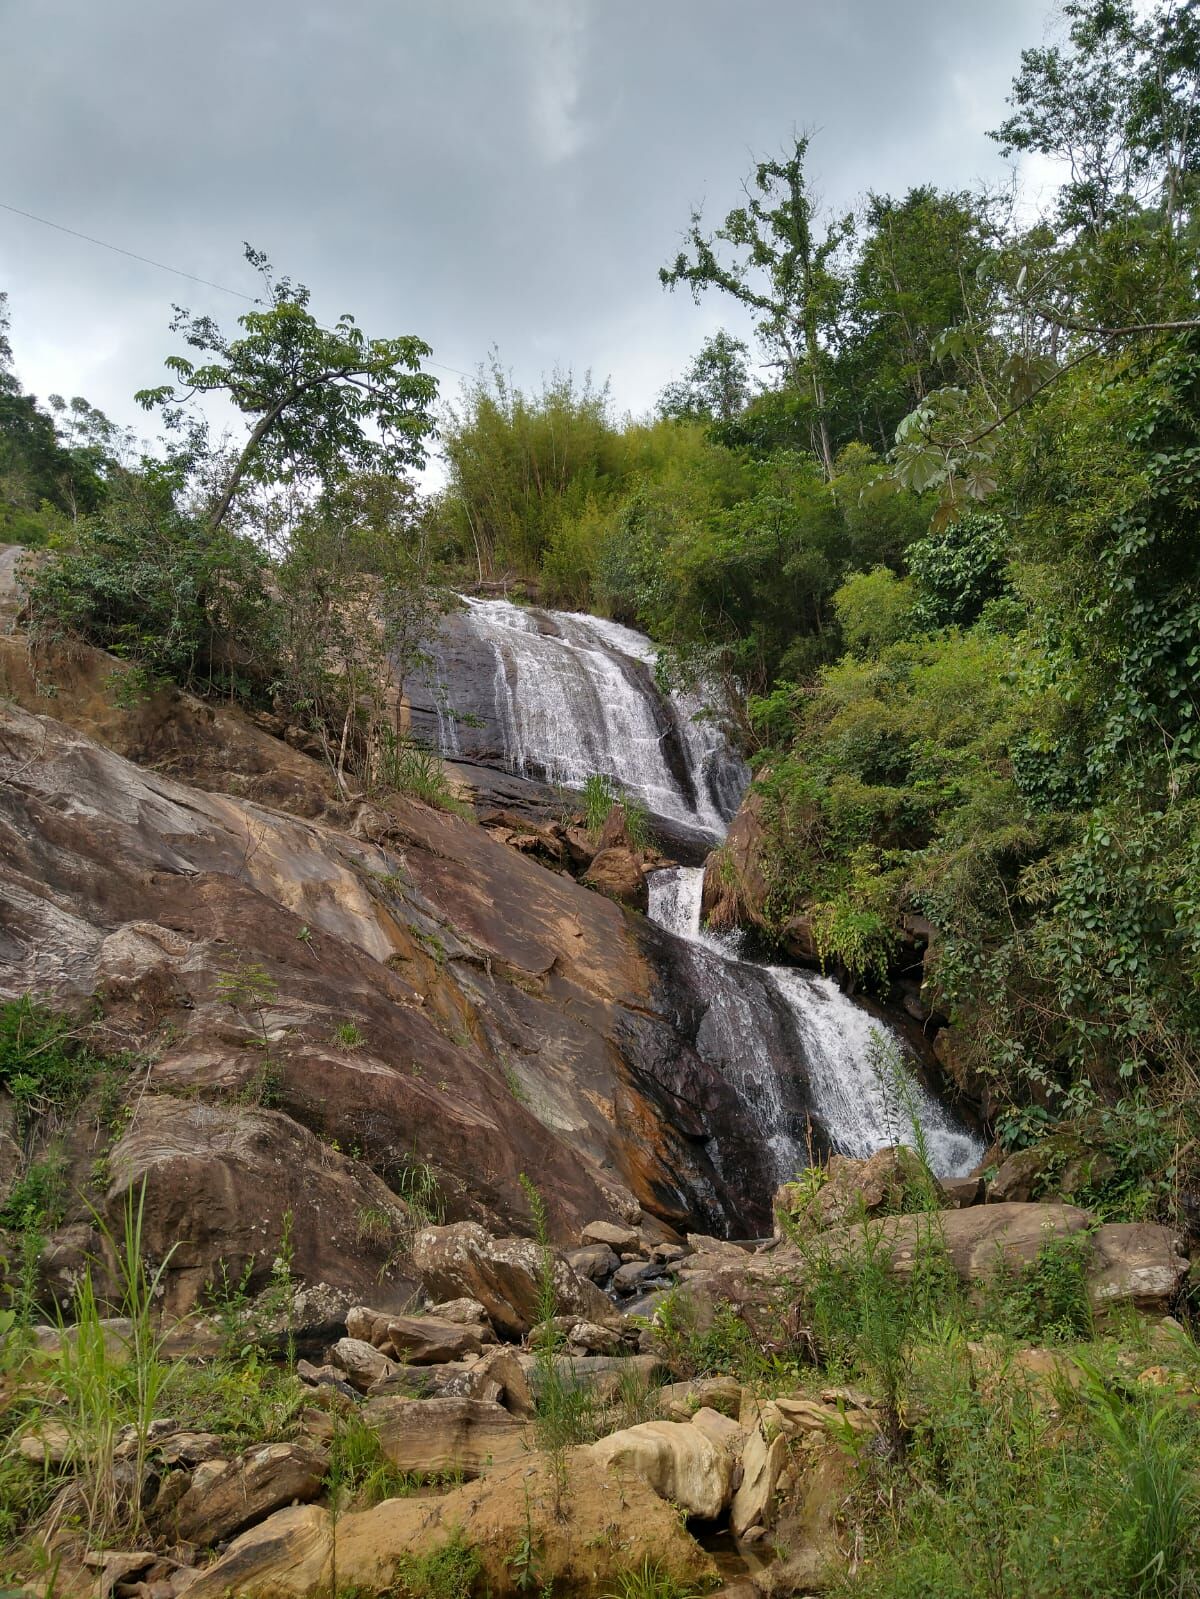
[0,674,769,1311]
[405,599,747,856]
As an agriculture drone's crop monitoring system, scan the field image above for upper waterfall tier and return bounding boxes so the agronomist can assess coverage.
[408,597,748,839]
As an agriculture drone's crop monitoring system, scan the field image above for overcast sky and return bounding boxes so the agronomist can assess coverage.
[2,1,1059,476]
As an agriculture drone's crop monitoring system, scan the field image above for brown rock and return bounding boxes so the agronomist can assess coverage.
[427,1296,492,1326]
[582,847,649,911]
[1088,1222,1189,1312]
[580,1220,642,1251]
[173,1442,326,1546]
[731,1425,787,1536]
[411,1221,619,1338]
[939,1176,985,1208]
[460,1345,536,1417]
[590,1419,734,1519]
[383,1314,486,1365]
[568,1243,621,1282]
[660,1375,744,1421]
[104,1098,414,1319]
[330,1337,398,1392]
[344,1305,391,1346]
[362,1396,530,1477]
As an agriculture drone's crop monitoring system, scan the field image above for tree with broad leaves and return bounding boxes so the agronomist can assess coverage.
[136,246,439,531]
[660,135,852,481]
[658,330,752,424]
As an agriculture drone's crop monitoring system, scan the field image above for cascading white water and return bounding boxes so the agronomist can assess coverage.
[425,596,747,837]
[424,592,983,1186]
[648,872,983,1179]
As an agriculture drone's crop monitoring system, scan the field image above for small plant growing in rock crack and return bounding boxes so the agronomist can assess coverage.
[216,960,278,1049]
[601,1558,710,1599]
[355,1204,395,1247]
[333,1020,365,1049]
[390,1529,483,1599]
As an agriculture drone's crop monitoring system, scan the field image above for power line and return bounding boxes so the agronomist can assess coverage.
[0,200,261,301]
[0,198,473,379]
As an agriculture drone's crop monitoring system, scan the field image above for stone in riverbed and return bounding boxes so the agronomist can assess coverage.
[383,1314,487,1365]
[612,1260,660,1295]
[329,1337,397,1392]
[173,1442,327,1546]
[590,1419,734,1520]
[581,1220,643,1252]
[568,1243,621,1282]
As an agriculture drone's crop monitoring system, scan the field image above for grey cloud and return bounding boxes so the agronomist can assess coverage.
[2,0,1052,448]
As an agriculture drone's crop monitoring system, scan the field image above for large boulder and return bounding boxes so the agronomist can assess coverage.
[102,1097,414,1318]
[582,847,649,912]
[183,1450,718,1599]
[590,1420,734,1520]
[411,1222,620,1338]
[172,1442,327,1546]
[384,1314,487,1364]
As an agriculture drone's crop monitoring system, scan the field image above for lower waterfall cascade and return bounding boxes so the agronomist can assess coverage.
[424,594,984,1187]
[648,867,983,1180]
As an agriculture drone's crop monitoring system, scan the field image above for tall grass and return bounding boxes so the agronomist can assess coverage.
[39,1182,176,1543]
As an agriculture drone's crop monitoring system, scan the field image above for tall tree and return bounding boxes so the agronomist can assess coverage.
[660,136,852,480]
[658,330,751,424]
[841,187,993,442]
[137,246,438,532]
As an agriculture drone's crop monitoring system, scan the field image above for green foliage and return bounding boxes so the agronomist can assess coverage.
[137,246,437,532]
[0,997,108,1140]
[391,1531,482,1599]
[22,472,276,700]
[832,567,915,656]
[439,357,620,578]
[837,1345,1200,1599]
[375,731,468,814]
[907,511,1011,632]
[603,1559,711,1599]
[582,775,655,851]
[325,1411,421,1510]
[979,1230,1095,1345]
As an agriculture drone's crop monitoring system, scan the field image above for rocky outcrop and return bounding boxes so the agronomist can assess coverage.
[363,1396,531,1477]
[172,1442,327,1547]
[0,663,784,1310]
[410,1222,619,1338]
[184,1450,718,1599]
[102,1097,414,1318]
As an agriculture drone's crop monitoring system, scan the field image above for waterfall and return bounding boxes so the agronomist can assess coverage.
[421,593,983,1189]
[648,868,983,1179]
[417,596,747,838]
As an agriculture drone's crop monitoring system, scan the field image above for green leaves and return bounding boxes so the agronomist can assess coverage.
[139,245,437,530]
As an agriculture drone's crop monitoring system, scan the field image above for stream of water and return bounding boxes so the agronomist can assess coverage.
[428,595,983,1181]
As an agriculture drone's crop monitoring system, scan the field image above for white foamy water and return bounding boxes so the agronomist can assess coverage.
[440,596,747,836]
[648,867,983,1179]
[425,593,982,1186]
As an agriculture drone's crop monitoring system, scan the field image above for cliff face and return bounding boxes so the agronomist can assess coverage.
[0,637,778,1315]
